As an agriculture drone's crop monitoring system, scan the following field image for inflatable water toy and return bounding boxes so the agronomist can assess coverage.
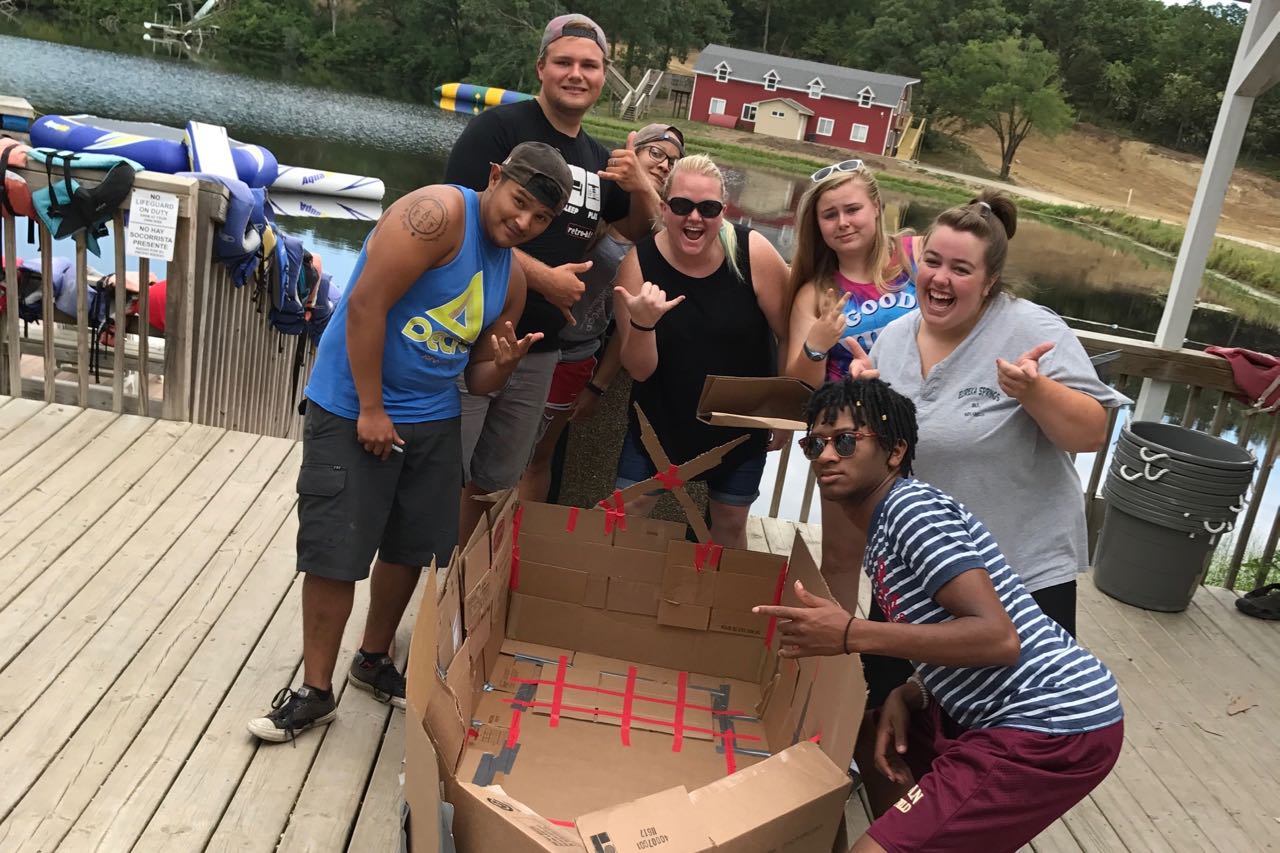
[434,97,484,117]
[29,114,385,200]
[267,191,381,221]
[32,114,278,188]
[435,83,533,107]
[271,165,384,201]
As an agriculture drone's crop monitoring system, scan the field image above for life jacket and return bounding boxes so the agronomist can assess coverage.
[0,138,36,219]
[28,148,143,256]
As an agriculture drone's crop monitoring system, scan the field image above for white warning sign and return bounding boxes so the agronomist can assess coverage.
[125,189,179,262]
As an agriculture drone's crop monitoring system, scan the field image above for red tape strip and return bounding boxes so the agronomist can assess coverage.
[509,506,524,590]
[599,490,627,534]
[566,506,579,533]
[721,728,737,775]
[620,666,637,747]
[763,560,789,647]
[694,542,724,572]
[549,655,569,728]
[509,677,749,717]
[548,818,576,828]
[672,671,688,753]
[506,708,522,749]
[655,463,685,492]
[501,696,757,737]
[500,697,762,742]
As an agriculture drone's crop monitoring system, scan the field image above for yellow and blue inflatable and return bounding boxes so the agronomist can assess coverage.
[435,83,533,108]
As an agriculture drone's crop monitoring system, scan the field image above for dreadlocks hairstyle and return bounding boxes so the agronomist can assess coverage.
[803,377,918,476]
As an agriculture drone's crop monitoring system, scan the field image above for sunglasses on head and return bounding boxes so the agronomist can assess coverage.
[810,159,865,183]
[641,145,680,168]
[798,430,877,460]
[666,197,724,218]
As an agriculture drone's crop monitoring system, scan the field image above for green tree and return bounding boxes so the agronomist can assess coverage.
[927,36,1074,180]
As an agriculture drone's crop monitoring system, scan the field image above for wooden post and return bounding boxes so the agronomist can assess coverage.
[138,258,151,416]
[75,235,90,406]
[1133,0,1276,421]
[2,216,19,397]
[40,226,54,402]
[112,215,128,412]
[161,179,200,421]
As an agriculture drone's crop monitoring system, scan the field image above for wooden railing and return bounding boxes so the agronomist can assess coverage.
[2,161,311,438]
[2,164,201,419]
[762,329,1278,592]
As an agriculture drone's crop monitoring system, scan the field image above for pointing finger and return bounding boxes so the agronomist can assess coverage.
[1021,342,1055,362]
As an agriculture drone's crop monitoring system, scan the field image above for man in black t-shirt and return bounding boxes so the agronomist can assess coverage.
[446,12,659,543]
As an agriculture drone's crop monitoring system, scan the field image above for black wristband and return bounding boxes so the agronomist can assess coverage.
[842,614,855,655]
[585,381,606,397]
[630,319,656,332]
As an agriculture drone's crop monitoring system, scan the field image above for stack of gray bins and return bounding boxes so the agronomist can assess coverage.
[1094,421,1255,612]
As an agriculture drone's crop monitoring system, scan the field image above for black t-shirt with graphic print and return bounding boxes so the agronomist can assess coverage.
[444,99,631,351]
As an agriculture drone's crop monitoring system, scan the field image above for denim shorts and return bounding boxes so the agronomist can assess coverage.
[613,426,765,507]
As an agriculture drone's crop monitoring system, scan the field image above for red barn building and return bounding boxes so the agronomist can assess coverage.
[690,44,919,157]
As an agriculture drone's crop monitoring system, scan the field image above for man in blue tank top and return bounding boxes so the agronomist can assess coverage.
[754,378,1123,852]
[248,143,573,743]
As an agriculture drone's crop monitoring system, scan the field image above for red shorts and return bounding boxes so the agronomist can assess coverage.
[545,355,597,410]
[867,705,1123,852]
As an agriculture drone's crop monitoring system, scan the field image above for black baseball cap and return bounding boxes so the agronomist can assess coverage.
[498,142,574,212]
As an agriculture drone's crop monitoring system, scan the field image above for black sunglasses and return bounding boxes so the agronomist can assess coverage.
[810,159,865,183]
[798,430,877,460]
[666,197,724,218]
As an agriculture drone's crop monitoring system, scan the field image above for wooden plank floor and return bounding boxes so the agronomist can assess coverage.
[0,397,1276,852]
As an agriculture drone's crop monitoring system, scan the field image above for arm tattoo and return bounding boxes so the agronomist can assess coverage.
[402,197,448,242]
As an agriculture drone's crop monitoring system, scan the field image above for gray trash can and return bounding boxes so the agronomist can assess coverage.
[1093,421,1255,612]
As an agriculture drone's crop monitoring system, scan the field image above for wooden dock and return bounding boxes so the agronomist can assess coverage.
[0,397,1276,851]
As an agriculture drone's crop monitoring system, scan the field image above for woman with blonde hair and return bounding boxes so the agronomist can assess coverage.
[612,154,791,548]
[785,160,919,653]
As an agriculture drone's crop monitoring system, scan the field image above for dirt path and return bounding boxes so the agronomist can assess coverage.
[957,125,1280,249]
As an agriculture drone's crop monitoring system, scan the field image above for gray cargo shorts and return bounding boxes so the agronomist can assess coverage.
[296,402,461,581]
[458,349,558,492]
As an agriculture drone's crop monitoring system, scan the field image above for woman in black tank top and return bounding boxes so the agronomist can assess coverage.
[612,155,792,548]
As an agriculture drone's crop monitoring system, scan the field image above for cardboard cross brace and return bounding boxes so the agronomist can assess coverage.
[614,403,748,544]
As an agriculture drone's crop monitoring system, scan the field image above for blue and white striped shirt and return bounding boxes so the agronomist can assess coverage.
[866,479,1123,735]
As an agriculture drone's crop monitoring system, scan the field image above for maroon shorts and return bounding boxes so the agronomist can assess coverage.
[867,705,1123,852]
[545,355,597,410]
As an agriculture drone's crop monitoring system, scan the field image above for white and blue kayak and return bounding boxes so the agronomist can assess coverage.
[29,114,384,200]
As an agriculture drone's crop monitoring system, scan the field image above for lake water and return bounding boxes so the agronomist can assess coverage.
[1,29,1275,560]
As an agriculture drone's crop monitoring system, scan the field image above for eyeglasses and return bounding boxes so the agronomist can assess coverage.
[810,159,865,183]
[666,197,724,218]
[641,145,680,168]
[798,430,877,460]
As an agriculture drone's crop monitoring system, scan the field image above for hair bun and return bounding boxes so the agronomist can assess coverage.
[971,191,1017,241]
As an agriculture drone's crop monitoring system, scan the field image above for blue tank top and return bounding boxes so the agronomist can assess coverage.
[305,186,511,422]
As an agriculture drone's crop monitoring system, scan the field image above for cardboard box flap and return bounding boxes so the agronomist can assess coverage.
[408,562,440,716]
[696,376,814,431]
[575,786,715,853]
[689,742,850,851]
[450,782,586,852]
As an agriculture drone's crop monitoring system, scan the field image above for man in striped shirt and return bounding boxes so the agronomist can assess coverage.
[754,377,1123,852]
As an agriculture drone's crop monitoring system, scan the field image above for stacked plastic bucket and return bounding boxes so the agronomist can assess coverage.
[1094,421,1256,611]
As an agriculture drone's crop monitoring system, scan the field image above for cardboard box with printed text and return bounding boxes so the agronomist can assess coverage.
[404,392,865,853]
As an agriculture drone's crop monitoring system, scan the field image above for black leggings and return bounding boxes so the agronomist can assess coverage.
[861,580,1078,709]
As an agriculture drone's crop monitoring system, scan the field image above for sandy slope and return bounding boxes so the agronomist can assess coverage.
[958,125,1280,248]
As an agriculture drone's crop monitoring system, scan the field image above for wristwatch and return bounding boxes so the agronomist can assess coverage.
[802,341,826,362]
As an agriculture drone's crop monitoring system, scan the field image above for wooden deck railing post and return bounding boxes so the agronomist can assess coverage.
[1225,415,1280,588]
[161,178,201,422]
[2,215,19,396]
